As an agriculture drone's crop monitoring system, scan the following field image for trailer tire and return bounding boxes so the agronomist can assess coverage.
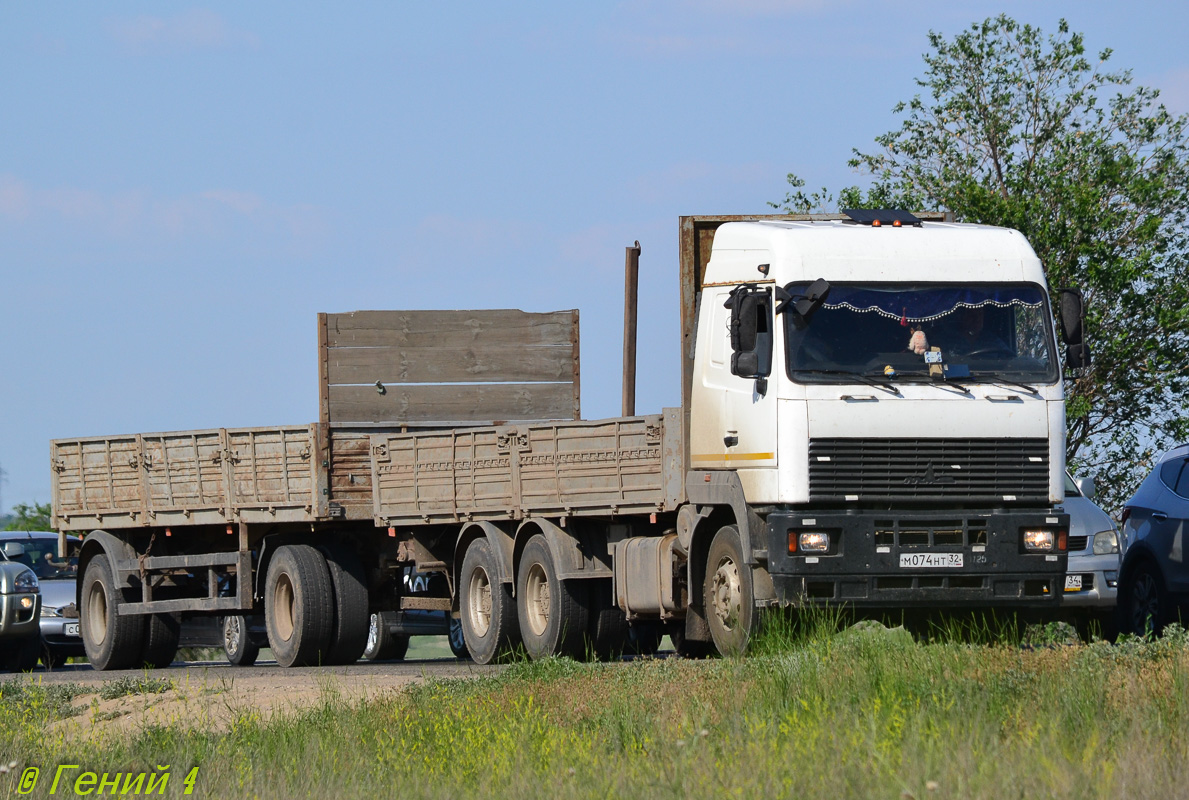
[80,554,145,671]
[140,613,180,669]
[517,535,589,660]
[364,611,409,661]
[222,615,260,666]
[460,537,519,665]
[265,545,334,667]
[319,545,370,665]
[703,525,756,656]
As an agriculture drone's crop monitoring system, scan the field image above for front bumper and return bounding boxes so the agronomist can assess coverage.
[766,509,1069,608]
[0,592,42,638]
[1059,552,1120,608]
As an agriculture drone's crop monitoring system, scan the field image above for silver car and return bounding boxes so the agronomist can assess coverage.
[0,545,41,671]
[0,531,84,667]
[1059,474,1120,636]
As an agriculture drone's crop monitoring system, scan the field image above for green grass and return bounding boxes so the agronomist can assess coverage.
[4,623,1189,798]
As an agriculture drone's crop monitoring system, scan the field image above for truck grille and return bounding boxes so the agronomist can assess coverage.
[808,438,1049,502]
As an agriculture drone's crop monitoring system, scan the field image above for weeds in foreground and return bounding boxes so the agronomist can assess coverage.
[3,627,1189,799]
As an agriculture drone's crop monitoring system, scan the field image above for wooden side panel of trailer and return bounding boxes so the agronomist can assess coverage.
[52,425,319,531]
[369,410,684,526]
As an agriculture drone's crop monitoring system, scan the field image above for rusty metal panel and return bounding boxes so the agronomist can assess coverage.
[327,383,576,425]
[322,309,579,426]
[52,435,145,530]
[138,430,229,526]
[371,415,668,526]
[327,429,378,519]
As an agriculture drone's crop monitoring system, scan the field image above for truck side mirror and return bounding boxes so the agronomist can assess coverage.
[1058,289,1091,368]
[776,279,831,330]
[725,285,773,389]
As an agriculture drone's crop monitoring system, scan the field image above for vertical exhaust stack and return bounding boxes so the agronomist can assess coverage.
[623,241,641,417]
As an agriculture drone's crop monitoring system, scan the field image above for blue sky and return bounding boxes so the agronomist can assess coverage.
[2,2,1187,514]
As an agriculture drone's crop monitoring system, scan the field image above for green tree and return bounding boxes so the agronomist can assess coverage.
[5,501,52,531]
[772,15,1189,511]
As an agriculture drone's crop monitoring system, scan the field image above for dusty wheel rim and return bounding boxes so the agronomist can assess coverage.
[710,556,742,632]
[366,613,380,655]
[1133,573,1159,634]
[273,573,296,642]
[223,617,243,655]
[86,580,108,646]
[524,562,551,637]
[467,565,493,638]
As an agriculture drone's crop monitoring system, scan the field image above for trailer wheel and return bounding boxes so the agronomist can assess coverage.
[448,617,470,659]
[140,613,180,669]
[265,545,334,667]
[318,545,370,665]
[222,615,260,666]
[80,554,145,671]
[516,535,589,660]
[363,611,409,661]
[460,537,519,664]
[703,525,756,656]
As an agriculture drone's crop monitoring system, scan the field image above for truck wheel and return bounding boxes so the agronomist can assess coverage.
[517,535,589,660]
[586,579,629,660]
[460,538,519,664]
[318,544,370,665]
[140,613,180,669]
[223,615,260,666]
[448,617,470,659]
[363,611,409,661]
[81,554,145,671]
[1122,561,1169,637]
[703,525,756,656]
[265,545,334,667]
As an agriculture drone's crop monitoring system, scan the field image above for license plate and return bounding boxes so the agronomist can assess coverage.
[64,623,79,637]
[899,552,963,568]
[1064,575,1083,592]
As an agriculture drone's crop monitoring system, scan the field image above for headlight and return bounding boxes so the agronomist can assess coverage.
[13,569,38,594]
[1092,529,1119,555]
[798,532,831,553]
[1023,529,1055,552]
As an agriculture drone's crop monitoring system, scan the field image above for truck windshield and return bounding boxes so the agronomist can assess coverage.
[785,283,1059,384]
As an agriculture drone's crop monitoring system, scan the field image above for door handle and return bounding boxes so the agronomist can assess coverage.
[723,434,739,448]
[1152,511,1169,522]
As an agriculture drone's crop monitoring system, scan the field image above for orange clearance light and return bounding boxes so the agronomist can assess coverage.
[787,531,798,554]
[388,527,397,537]
[165,527,172,537]
[1058,530,1068,551]
[226,524,234,535]
[872,219,882,227]
[893,219,902,227]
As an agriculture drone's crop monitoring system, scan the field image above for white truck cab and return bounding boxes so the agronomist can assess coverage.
[686,213,1072,612]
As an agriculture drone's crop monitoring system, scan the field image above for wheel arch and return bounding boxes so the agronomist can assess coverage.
[76,530,138,609]
[454,521,515,595]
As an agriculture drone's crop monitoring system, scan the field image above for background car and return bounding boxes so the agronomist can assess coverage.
[0,531,84,667]
[1059,473,1120,638]
[1118,444,1189,635]
[0,543,41,671]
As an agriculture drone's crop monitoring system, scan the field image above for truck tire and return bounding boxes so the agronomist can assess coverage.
[586,579,629,660]
[703,525,756,656]
[363,611,409,661]
[516,535,589,660]
[460,537,519,665]
[265,544,335,667]
[318,544,370,665]
[140,613,181,669]
[222,615,260,666]
[80,554,145,671]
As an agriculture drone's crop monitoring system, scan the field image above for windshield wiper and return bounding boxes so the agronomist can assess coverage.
[795,368,901,396]
[969,373,1039,395]
[895,373,970,395]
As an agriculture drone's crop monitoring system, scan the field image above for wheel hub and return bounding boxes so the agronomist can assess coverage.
[524,563,551,637]
[710,557,741,632]
[467,566,493,637]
